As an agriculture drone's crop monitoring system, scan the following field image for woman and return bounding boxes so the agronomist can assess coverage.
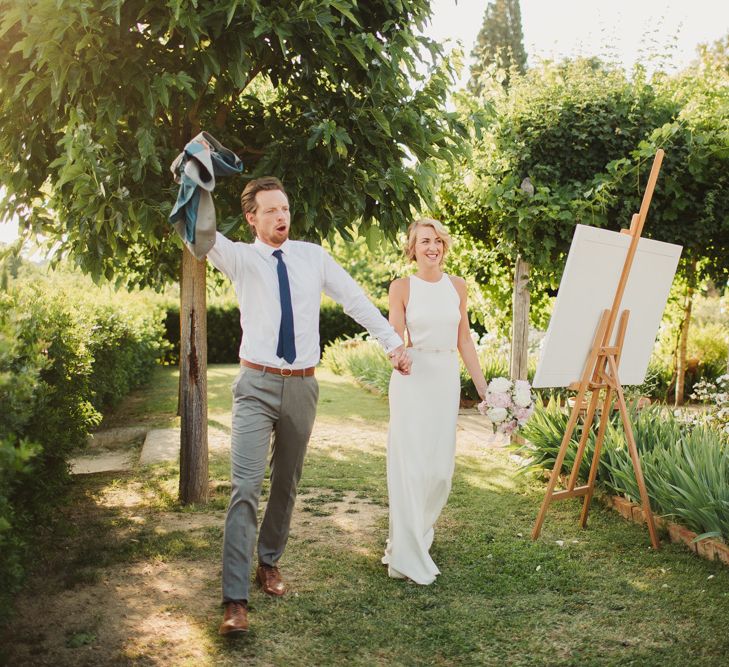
[382,219,488,585]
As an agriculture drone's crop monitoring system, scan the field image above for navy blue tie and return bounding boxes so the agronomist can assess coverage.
[272,250,296,364]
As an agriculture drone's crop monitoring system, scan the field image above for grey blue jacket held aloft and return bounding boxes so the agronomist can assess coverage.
[169,131,243,259]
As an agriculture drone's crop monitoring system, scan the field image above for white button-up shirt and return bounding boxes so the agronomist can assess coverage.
[207,232,402,368]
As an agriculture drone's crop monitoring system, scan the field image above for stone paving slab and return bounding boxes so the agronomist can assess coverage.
[86,426,148,450]
[70,451,135,474]
[75,410,503,473]
[139,427,230,465]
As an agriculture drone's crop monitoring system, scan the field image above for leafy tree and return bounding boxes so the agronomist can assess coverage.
[469,0,527,93]
[693,32,729,75]
[611,57,729,403]
[441,55,728,401]
[0,0,465,502]
[442,60,672,324]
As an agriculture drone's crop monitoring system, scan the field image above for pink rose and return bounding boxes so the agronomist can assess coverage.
[498,419,518,435]
[515,405,535,423]
[486,391,512,409]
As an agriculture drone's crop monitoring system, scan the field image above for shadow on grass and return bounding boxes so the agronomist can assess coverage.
[212,445,729,665]
[5,396,729,665]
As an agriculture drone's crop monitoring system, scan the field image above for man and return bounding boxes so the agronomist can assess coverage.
[207,176,411,635]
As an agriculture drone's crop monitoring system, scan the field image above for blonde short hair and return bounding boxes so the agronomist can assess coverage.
[405,218,452,264]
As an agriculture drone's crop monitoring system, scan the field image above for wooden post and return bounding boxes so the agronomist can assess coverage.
[674,260,696,406]
[510,256,530,382]
[179,247,209,505]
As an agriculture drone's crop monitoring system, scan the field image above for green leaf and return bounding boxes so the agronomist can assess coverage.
[343,37,367,69]
[14,71,35,96]
[226,0,240,27]
[370,109,391,137]
[330,1,362,28]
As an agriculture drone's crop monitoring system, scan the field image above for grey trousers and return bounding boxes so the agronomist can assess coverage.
[222,366,318,603]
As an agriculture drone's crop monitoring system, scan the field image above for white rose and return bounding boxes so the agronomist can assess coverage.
[487,407,508,424]
[514,388,532,408]
[489,377,512,394]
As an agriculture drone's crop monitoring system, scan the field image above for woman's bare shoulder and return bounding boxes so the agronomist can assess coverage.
[389,276,410,293]
[447,274,467,293]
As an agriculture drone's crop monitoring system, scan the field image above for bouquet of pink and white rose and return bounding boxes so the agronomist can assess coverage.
[477,377,536,435]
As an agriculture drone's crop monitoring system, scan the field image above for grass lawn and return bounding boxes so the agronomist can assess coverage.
[2,365,729,666]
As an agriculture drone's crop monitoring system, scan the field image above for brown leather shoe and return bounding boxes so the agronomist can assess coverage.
[219,601,249,636]
[256,564,286,596]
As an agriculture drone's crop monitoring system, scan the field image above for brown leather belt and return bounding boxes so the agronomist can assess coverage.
[241,359,315,377]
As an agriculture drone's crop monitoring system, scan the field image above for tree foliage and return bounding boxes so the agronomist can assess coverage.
[469,0,527,93]
[612,59,729,287]
[0,0,465,288]
[438,55,728,334]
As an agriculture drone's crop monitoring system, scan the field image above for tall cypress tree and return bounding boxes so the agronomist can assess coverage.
[469,0,528,93]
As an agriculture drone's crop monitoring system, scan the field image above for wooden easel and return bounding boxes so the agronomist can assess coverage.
[531,149,666,550]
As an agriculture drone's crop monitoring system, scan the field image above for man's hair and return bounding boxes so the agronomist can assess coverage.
[240,176,287,216]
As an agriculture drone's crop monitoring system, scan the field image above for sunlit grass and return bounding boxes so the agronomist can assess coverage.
[4,366,729,666]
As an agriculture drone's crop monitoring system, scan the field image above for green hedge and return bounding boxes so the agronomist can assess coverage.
[321,335,524,402]
[0,269,168,622]
[163,298,387,364]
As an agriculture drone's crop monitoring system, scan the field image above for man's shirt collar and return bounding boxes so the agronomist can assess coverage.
[254,238,292,257]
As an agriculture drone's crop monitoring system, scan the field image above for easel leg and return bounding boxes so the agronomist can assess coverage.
[580,386,612,528]
[567,388,601,491]
[608,357,660,549]
[532,311,610,541]
[531,411,580,540]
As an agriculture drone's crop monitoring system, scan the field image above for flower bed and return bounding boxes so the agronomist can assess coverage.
[601,494,729,566]
[519,400,729,565]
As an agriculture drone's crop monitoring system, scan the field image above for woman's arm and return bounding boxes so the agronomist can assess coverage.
[452,276,487,400]
[388,278,409,342]
[387,278,411,372]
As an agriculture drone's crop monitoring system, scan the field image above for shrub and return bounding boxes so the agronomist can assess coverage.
[322,331,525,402]
[322,336,391,394]
[689,321,728,384]
[0,264,168,622]
[163,296,387,364]
[0,303,44,619]
[630,357,673,403]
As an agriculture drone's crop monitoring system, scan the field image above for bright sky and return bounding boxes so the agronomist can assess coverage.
[427,0,729,85]
[1,0,727,245]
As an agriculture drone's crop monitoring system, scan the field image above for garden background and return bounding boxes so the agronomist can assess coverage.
[1,1,728,665]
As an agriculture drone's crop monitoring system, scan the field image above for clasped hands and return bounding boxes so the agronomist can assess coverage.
[388,345,412,375]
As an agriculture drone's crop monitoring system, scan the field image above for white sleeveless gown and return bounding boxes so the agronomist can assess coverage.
[382,274,461,585]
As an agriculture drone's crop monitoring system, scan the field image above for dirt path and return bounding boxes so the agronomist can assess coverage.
[4,411,503,665]
[4,477,387,667]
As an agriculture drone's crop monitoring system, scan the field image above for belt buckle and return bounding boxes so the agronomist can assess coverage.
[280,368,293,377]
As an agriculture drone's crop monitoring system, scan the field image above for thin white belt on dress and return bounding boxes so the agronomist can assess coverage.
[410,346,457,354]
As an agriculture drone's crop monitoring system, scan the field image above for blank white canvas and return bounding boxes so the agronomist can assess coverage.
[533,224,682,388]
